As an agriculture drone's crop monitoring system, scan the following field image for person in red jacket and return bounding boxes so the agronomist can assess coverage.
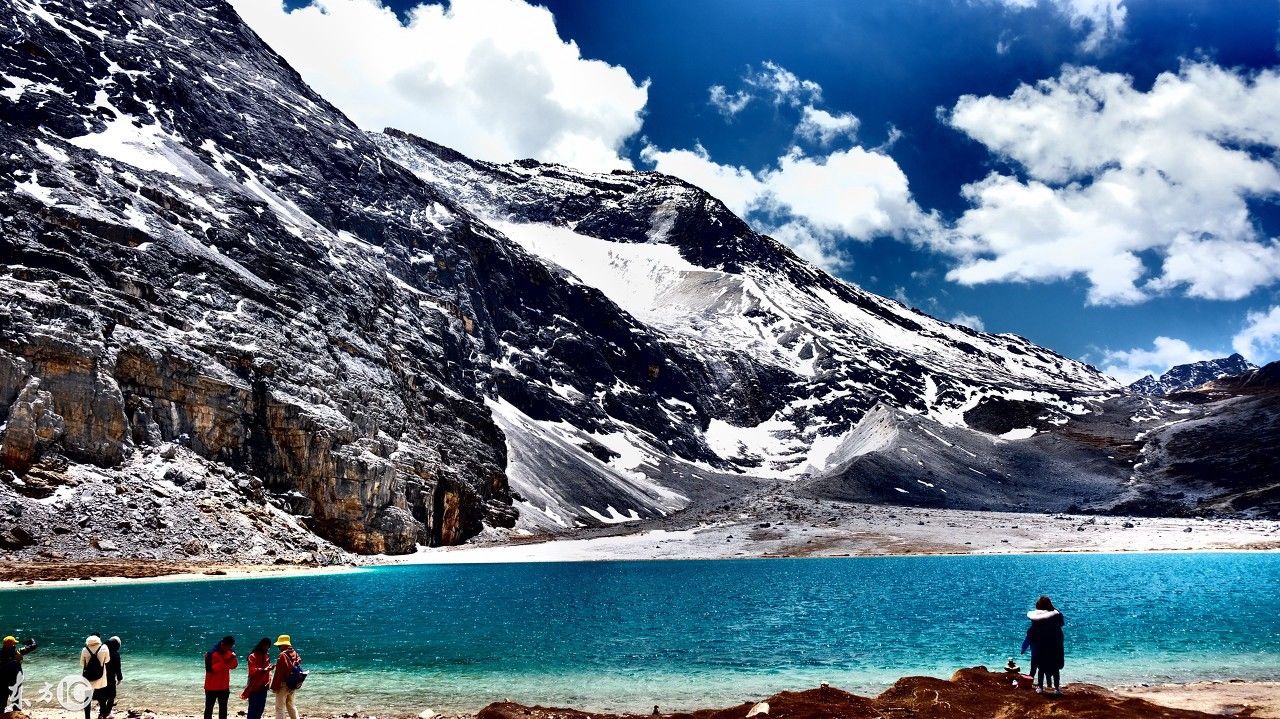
[269,635,301,719]
[241,638,273,719]
[203,636,238,719]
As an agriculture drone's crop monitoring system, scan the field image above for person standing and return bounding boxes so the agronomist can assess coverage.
[1020,596,1066,696]
[99,636,123,719]
[241,638,273,719]
[270,635,302,719]
[204,636,238,719]
[81,635,111,719]
[1,635,37,716]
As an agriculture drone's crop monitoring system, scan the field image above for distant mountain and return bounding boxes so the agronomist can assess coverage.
[1119,360,1280,518]
[1204,360,1280,393]
[1128,354,1257,396]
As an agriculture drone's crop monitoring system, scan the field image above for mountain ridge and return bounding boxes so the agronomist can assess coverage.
[1128,353,1257,396]
[0,0,1274,567]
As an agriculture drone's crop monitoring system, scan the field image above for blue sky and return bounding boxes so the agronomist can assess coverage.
[249,0,1280,381]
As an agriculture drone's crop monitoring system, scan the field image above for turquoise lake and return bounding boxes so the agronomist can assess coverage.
[2,553,1278,713]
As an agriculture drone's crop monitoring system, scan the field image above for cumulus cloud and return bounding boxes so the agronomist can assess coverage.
[1101,336,1222,384]
[949,313,986,331]
[640,142,936,270]
[231,0,647,170]
[1233,305,1280,364]
[937,62,1280,305]
[795,106,860,144]
[991,0,1127,51]
[646,63,933,269]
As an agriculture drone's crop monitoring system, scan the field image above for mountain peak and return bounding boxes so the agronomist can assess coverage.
[1127,354,1259,396]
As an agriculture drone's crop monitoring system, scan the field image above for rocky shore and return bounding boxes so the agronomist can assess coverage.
[479,668,1279,719]
[17,669,1279,719]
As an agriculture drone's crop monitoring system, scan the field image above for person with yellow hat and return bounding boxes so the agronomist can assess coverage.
[269,635,304,719]
[2,635,38,716]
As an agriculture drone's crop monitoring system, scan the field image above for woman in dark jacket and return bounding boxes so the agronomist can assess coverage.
[100,636,123,719]
[1021,595,1065,695]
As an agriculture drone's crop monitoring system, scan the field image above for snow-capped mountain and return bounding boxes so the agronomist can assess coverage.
[368,131,1133,525]
[0,0,1269,562]
[1128,354,1258,396]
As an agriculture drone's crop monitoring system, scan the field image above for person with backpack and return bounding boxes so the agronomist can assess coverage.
[269,635,304,719]
[99,636,123,719]
[203,636,238,719]
[240,638,273,719]
[80,634,111,719]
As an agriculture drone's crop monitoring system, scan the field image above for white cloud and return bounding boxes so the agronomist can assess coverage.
[709,85,752,117]
[640,143,936,270]
[638,143,763,218]
[706,60,823,119]
[937,62,1280,305]
[762,148,933,241]
[795,106,860,144]
[1233,305,1280,365]
[992,0,1127,51]
[646,62,935,271]
[231,0,647,171]
[745,61,823,107]
[1101,336,1221,384]
[949,313,986,331]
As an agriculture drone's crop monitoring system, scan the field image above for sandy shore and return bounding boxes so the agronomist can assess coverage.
[3,503,1276,587]
[1115,680,1280,717]
[17,678,1280,719]
[406,502,1280,564]
[0,559,369,590]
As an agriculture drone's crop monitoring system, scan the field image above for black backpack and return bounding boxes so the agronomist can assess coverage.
[83,645,104,682]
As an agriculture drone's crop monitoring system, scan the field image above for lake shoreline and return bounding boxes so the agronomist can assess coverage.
[17,674,1280,719]
[5,501,1280,588]
[0,559,369,590]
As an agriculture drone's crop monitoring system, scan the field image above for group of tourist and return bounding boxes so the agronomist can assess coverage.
[0,632,304,719]
[3,597,1064,716]
[202,635,306,719]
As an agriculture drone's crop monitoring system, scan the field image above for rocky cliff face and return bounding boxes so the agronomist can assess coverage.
[0,0,523,555]
[2,0,1270,562]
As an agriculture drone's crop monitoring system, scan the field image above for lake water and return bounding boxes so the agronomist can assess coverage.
[2,553,1278,714]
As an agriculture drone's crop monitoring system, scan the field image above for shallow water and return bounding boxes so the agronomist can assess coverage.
[2,552,1278,713]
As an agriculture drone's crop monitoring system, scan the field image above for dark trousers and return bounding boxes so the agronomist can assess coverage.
[85,688,111,719]
[98,686,117,718]
[247,688,269,719]
[1036,668,1060,689]
[204,690,230,719]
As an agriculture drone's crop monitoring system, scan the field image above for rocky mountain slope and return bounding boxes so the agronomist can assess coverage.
[1118,360,1280,517]
[1128,354,1256,396]
[0,0,1274,563]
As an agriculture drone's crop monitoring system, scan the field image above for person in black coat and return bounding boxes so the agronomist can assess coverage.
[1020,595,1065,695]
[99,636,124,719]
